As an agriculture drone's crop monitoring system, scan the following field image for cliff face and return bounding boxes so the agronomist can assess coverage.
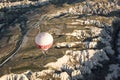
[0,0,120,80]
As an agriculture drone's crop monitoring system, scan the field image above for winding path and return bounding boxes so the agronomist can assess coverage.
[0,14,47,67]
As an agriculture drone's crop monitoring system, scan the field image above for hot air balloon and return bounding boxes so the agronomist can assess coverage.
[35,32,53,55]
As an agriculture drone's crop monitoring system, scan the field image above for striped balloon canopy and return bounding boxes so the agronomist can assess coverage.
[35,32,53,51]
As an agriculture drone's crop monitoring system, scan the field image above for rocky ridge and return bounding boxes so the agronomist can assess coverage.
[0,0,49,9]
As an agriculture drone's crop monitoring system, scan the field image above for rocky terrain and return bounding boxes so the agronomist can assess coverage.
[0,0,120,80]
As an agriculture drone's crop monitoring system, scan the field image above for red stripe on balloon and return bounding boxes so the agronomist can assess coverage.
[37,42,53,51]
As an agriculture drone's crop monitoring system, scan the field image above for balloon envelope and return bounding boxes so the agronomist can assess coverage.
[35,32,53,51]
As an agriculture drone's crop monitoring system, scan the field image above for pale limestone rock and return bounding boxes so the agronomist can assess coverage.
[55,42,82,48]
[53,72,71,80]
[90,27,103,36]
[52,73,60,79]
[84,20,90,25]
[64,30,89,38]
[45,55,70,70]
[0,73,28,80]
[44,49,109,77]
[24,70,32,79]
[68,7,77,14]
[84,41,98,48]
[0,0,49,9]
[66,50,109,68]
[31,70,55,80]
[60,72,70,80]
[71,70,83,80]
[83,19,102,27]
[66,49,109,69]
[66,49,109,64]
[64,27,104,39]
